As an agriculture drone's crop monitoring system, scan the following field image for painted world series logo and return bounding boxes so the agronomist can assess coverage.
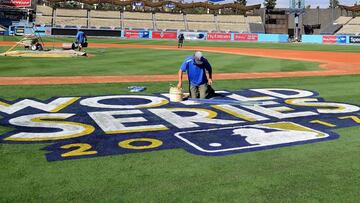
[0,88,359,161]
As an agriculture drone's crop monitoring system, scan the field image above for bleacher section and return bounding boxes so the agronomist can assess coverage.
[123,12,152,20]
[56,9,87,17]
[36,5,52,16]
[334,16,352,25]
[123,19,153,30]
[217,15,246,23]
[218,23,249,33]
[186,14,215,22]
[155,13,184,21]
[156,21,185,31]
[90,19,120,28]
[335,16,360,35]
[55,17,87,27]
[34,6,264,33]
[187,22,216,32]
[91,11,119,18]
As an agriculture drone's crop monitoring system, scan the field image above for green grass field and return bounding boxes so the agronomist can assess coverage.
[0,38,360,202]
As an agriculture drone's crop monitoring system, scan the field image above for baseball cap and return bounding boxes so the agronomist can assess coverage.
[194,51,203,65]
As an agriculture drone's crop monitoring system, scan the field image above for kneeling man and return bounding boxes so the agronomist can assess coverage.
[177,51,214,99]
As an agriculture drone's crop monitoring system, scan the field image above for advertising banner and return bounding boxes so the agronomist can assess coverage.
[234,33,258,42]
[139,30,150,39]
[0,0,31,7]
[125,30,139,38]
[336,35,347,44]
[207,33,231,41]
[322,35,336,44]
[182,32,206,40]
[152,31,177,39]
[349,36,360,44]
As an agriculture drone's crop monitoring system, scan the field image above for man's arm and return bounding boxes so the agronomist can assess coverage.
[177,69,184,89]
[204,59,213,85]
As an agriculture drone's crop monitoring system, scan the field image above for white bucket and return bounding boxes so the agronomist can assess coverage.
[169,87,183,102]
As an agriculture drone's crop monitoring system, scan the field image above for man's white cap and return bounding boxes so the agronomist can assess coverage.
[194,51,203,64]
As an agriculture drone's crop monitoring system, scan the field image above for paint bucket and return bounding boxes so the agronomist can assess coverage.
[169,87,183,102]
[62,43,73,50]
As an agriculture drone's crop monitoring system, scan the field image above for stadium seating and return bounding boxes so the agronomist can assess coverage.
[335,16,360,35]
[55,17,87,27]
[155,13,184,21]
[218,23,249,33]
[123,12,152,20]
[334,16,352,25]
[36,5,53,16]
[35,16,52,25]
[156,21,185,31]
[91,10,120,19]
[34,7,264,33]
[90,18,120,28]
[337,24,360,35]
[123,19,153,30]
[56,9,87,17]
[187,22,216,32]
[186,14,215,22]
[246,16,262,23]
[217,15,246,23]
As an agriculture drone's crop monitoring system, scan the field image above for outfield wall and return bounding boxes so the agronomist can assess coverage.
[123,30,289,43]
[301,35,360,45]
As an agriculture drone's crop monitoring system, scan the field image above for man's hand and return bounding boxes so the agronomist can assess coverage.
[208,78,213,85]
[177,82,182,89]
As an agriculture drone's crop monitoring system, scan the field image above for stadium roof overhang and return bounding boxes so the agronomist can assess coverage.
[46,0,261,11]
[338,4,360,12]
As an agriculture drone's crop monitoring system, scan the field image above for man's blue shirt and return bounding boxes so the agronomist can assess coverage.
[180,56,212,86]
[76,31,85,43]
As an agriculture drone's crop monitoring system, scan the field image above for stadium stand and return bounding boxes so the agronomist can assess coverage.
[35,16,52,25]
[155,13,184,21]
[91,10,120,18]
[156,21,185,31]
[56,9,87,17]
[55,17,87,27]
[187,22,216,32]
[334,16,360,35]
[36,5,52,16]
[34,5,264,33]
[217,15,246,23]
[334,16,352,25]
[247,16,262,23]
[218,23,249,33]
[123,12,152,20]
[186,14,215,22]
[90,18,120,28]
[123,19,153,30]
[347,17,360,25]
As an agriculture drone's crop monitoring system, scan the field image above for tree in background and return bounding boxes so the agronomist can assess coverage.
[264,0,276,10]
[329,0,339,8]
[235,0,247,6]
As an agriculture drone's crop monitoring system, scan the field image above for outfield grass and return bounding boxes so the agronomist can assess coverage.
[0,47,320,76]
[0,75,360,202]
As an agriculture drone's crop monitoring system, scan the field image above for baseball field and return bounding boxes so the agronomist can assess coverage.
[0,37,359,202]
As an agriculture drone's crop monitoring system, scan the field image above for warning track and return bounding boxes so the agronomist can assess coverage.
[1,41,360,85]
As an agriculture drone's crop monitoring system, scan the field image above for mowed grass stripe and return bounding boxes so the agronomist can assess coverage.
[0,47,320,76]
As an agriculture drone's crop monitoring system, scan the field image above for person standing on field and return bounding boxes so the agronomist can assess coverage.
[177,51,214,99]
[178,33,184,48]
